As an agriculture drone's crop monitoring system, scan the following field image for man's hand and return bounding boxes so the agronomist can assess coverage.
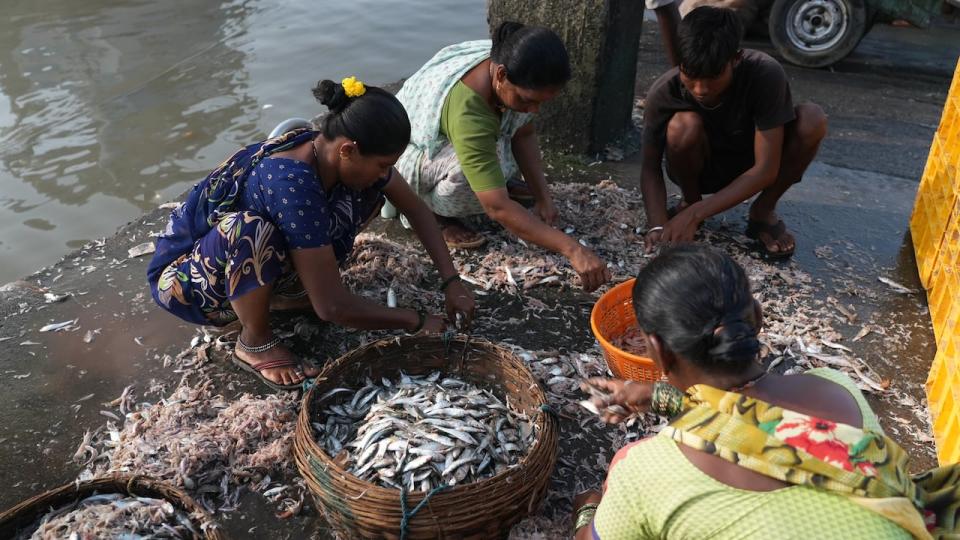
[568,245,611,292]
[532,198,559,226]
[660,207,701,246]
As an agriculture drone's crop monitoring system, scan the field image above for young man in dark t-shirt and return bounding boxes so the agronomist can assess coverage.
[641,6,827,258]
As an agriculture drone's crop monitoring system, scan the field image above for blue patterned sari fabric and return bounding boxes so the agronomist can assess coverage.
[147,129,389,325]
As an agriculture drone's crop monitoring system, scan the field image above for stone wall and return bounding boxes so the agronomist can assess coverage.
[488,0,644,154]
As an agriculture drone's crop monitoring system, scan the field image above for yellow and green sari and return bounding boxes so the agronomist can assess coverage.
[593,369,959,539]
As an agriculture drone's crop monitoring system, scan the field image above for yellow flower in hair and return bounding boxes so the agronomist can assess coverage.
[341,76,366,98]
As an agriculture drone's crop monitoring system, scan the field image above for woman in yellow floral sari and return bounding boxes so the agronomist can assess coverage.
[573,245,958,540]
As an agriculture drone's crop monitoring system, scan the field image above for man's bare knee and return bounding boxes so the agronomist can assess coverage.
[666,112,707,154]
[793,103,828,147]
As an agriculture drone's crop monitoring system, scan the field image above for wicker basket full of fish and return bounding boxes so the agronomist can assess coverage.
[294,335,559,539]
[0,474,224,539]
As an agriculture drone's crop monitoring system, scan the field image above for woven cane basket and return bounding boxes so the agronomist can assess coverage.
[294,335,559,539]
[0,474,225,539]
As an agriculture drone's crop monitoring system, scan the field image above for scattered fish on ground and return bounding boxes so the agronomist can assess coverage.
[39,319,78,332]
[127,242,156,258]
[80,369,302,515]
[43,292,70,304]
[878,276,918,295]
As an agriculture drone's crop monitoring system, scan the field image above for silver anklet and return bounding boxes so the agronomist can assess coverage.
[236,335,281,354]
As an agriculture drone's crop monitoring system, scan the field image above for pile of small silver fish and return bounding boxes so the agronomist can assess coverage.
[20,493,199,540]
[611,326,648,357]
[313,371,536,492]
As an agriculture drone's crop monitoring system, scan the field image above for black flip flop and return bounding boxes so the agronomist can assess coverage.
[745,219,796,260]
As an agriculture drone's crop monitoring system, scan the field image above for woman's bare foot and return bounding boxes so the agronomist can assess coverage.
[234,329,320,386]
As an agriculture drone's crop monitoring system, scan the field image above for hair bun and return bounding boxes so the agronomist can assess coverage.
[493,21,524,47]
[312,79,350,113]
[707,319,759,366]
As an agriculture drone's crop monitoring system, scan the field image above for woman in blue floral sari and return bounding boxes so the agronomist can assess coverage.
[148,77,474,390]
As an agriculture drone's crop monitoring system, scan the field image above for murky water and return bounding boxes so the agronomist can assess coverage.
[0,0,487,282]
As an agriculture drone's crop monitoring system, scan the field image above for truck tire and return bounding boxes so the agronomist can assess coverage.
[768,0,869,68]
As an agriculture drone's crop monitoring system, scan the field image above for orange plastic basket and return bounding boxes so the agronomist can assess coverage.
[590,278,662,381]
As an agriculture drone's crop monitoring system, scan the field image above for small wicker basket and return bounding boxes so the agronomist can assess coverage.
[294,335,559,539]
[0,474,225,539]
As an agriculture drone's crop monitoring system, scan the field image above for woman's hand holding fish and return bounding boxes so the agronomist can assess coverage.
[581,378,653,424]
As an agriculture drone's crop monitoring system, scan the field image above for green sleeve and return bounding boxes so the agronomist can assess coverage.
[440,81,506,192]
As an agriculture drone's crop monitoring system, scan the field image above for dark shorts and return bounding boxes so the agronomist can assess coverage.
[665,148,756,195]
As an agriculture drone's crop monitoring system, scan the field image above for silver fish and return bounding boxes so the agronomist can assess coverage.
[314,371,538,491]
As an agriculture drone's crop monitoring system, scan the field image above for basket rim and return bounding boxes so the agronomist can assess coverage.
[590,278,654,364]
[297,335,557,497]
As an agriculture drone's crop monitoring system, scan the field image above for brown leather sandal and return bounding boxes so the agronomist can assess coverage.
[437,216,486,250]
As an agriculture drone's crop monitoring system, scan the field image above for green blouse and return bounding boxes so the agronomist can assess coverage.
[439,80,507,193]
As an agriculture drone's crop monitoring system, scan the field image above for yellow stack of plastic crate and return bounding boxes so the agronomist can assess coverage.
[912,63,959,289]
[917,58,960,465]
[927,200,960,464]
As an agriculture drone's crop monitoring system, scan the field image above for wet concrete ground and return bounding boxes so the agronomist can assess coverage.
[1,17,957,539]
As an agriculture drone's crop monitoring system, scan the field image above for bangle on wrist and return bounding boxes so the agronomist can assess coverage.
[650,381,684,418]
[645,226,664,236]
[574,503,600,532]
[408,309,426,334]
[439,274,461,292]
